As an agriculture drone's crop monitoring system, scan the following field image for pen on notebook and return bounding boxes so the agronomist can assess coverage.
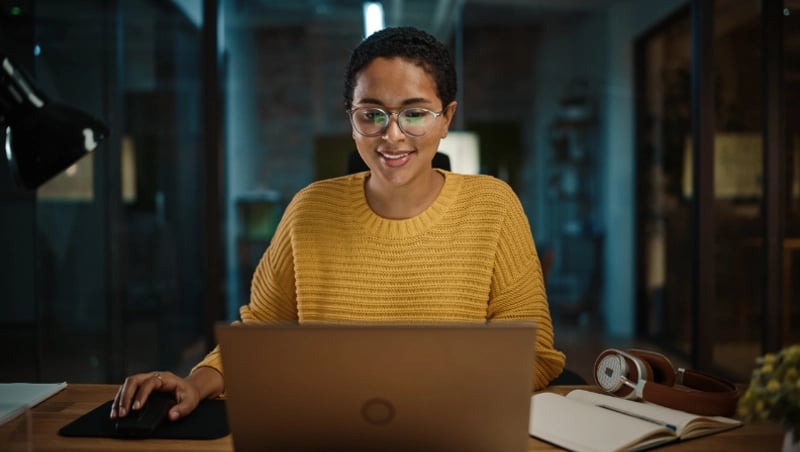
[596,404,677,432]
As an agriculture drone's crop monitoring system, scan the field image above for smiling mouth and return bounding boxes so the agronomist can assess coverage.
[376,150,414,168]
[379,151,411,160]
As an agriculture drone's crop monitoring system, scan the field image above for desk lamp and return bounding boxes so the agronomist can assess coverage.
[0,53,108,190]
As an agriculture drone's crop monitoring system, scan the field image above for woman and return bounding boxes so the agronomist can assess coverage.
[111,26,565,423]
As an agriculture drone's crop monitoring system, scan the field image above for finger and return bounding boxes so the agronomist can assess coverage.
[151,371,165,390]
[112,375,145,418]
[168,404,183,421]
[110,384,124,419]
[149,371,179,393]
[131,372,168,411]
[166,377,199,421]
[119,371,167,416]
[169,398,197,421]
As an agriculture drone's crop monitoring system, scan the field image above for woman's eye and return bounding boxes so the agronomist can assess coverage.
[403,111,429,124]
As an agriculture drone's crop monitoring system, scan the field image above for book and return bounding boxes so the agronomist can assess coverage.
[529,389,742,451]
[0,382,68,426]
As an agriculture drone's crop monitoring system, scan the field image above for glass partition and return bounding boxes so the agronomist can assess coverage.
[636,0,800,380]
[19,0,208,382]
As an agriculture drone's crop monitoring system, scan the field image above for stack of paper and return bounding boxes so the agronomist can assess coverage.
[0,382,68,425]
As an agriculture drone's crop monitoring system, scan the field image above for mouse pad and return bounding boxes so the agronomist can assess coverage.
[58,399,229,439]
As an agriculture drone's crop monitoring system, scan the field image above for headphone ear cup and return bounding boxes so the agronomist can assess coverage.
[594,349,646,398]
[594,350,625,394]
[628,349,676,386]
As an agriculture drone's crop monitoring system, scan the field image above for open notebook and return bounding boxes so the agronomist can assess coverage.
[215,322,537,452]
[529,389,742,451]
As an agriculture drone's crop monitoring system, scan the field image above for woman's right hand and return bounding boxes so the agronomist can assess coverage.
[110,367,223,422]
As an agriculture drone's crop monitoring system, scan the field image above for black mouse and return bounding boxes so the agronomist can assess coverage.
[114,391,176,437]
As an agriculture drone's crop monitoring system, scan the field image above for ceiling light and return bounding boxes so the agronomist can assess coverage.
[363,2,384,38]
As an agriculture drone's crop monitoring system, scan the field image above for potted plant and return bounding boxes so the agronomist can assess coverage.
[738,345,800,451]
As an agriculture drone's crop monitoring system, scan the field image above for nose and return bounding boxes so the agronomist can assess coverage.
[381,113,405,141]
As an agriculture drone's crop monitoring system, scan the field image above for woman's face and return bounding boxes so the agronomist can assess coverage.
[350,57,456,188]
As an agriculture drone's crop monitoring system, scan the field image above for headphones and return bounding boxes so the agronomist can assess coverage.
[593,348,740,417]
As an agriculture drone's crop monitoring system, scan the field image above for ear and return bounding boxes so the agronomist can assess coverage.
[440,101,458,138]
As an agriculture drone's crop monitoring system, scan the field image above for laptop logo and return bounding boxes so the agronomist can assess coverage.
[361,398,395,426]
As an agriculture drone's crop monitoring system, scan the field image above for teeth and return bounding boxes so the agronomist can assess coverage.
[380,152,409,160]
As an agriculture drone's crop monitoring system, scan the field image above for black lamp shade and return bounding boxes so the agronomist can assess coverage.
[1,54,108,191]
[5,103,108,190]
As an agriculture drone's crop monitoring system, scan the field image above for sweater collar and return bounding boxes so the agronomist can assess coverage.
[352,169,461,238]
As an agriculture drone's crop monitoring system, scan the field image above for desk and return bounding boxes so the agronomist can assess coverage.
[10,384,784,451]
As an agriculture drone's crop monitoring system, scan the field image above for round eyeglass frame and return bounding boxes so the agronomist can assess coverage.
[347,107,445,137]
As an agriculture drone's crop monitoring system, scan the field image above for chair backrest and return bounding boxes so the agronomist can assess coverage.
[540,246,554,282]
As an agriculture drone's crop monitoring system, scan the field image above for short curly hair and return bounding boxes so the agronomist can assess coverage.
[343,26,457,111]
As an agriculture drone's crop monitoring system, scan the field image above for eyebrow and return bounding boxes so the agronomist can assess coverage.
[354,97,434,107]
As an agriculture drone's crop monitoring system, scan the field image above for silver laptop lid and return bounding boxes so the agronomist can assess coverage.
[215,322,537,452]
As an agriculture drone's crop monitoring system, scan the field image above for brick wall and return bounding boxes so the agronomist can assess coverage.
[239,23,542,199]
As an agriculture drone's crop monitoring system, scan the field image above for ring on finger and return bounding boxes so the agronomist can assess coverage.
[152,371,162,381]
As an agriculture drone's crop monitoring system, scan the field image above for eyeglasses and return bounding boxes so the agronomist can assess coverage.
[347,107,445,137]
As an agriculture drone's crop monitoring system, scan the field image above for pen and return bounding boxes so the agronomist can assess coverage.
[596,404,677,432]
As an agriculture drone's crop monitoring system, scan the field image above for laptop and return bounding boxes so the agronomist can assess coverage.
[215,322,537,452]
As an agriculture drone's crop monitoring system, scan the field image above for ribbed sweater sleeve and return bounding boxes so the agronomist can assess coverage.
[486,186,565,389]
[193,170,565,389]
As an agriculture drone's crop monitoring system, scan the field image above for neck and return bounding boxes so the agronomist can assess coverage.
[365,169,445,219]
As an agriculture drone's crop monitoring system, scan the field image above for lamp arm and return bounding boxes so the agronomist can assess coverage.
[1,55,48,127]
[1,57,46,109]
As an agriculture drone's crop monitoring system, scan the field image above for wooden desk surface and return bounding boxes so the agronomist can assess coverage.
[6,384,784,451]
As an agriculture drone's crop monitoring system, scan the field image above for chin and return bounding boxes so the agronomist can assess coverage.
[377,166,431,187]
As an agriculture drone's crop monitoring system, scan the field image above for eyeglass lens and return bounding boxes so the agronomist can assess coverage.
[351,108,437,137]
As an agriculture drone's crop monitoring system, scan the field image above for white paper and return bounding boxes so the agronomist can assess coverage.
[0,382,67,426]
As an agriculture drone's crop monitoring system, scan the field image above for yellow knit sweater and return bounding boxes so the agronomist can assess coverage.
[196,170,565,389]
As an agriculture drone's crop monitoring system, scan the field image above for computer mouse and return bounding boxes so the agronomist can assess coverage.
[114,391,176,437]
